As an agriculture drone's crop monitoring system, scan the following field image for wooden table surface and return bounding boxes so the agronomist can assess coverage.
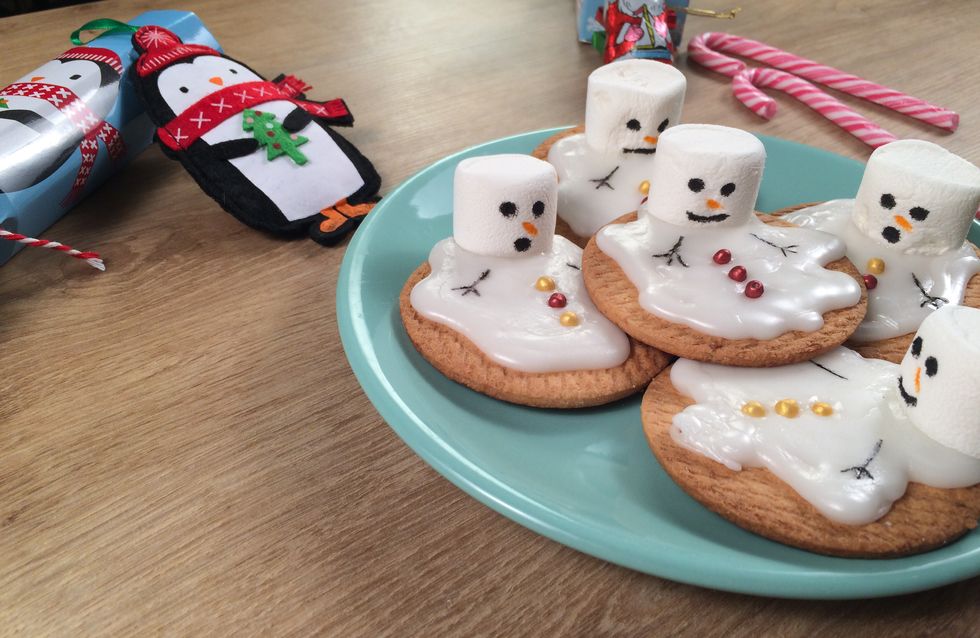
[1,0,978,635]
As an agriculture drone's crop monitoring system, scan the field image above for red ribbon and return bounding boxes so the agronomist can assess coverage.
[0,81,126,206]
[157,79,350,152]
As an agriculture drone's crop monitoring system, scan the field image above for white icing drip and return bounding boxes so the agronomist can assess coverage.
[595,214,862,340]
[410,236,631,373]
[547,133,655,238]
[669,349,980,525]
[785,200,980,342]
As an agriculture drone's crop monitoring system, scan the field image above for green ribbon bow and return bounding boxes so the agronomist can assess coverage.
[70,18,138,45]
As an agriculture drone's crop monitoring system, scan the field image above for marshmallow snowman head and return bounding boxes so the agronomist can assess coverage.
[644,124,766,228]
[853,140,980,256]
[584,59,686,158]
[453,154,558,257]
[898,305,980,458]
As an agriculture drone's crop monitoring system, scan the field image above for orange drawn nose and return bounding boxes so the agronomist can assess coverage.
[30,76,44,82]
[706,199,722,210]
[643,136,658,144]
[522,222,538,236]
[915,367,921,393]
[894,215,913,232]
[209,76,224,86]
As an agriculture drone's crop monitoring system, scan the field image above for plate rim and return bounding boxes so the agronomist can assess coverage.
[336,127,980,599]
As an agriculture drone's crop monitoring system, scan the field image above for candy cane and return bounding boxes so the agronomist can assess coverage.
[0,229,105,271]
[689,32,960,147]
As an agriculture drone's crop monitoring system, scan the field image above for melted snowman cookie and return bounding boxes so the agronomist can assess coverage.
[786,200,979,343]
[401,153,669,408]
[534,59,686,243]
[583,124,865,365]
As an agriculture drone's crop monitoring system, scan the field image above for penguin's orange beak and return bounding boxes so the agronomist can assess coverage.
[915,367,921,393]
[522,222,538,236]
[209,76,224,86]
[706,199,723,210]
[894,215,913,232]
[643,136,658,145]
[30,76,44,82]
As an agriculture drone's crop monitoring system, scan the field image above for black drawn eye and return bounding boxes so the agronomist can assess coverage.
[499,201,517,217]
[688,178,705,193]
[657,118,669,133]
[720,183,736,197]
[909,206,930,221]
[179,86,189,93]
[880,193,896,209]
[911,336,922,358]
[229,68,238,74]
[626,119,641,131]
[925,356,938,377]
[69,74,82,80]
[532,201,545,217]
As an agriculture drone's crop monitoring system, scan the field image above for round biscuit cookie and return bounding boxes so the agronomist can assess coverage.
[532,125,593,248]
[772,203,980,364]
[642,366,980,558]
[582,212,868,366]
[400,263,671,408]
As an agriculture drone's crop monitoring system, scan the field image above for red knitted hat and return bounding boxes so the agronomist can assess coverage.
[133,26,219,77]
[58,47,123,74]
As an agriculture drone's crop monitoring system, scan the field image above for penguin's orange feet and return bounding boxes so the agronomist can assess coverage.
[309,199,377,246]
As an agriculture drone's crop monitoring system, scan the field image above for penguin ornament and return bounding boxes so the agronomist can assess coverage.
[0,47,125,203]
[129,26,381,245]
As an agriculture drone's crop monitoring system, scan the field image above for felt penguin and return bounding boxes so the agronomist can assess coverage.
[129,26,381,245]
[0,47,124,201]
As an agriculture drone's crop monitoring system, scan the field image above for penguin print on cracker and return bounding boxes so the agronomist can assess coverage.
[784,140,980,362]
[533,59,686,246]
[0,47,125,203]
[129,26,380,245]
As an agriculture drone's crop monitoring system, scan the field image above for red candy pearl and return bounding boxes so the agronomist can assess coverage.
[713,249,732,265]
[744,280,765,298]
[863,274,878,290]
[547,293,567,308]
[728,265,747,282]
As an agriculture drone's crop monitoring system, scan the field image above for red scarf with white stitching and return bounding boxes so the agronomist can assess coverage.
[0,82,125,206]
[156,78,350,152]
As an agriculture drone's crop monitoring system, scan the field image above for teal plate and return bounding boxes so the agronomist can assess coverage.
[337,128,980,599]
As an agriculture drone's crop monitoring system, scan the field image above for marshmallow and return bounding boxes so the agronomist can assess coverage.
[899,305,980,458]
[643,124,766,228]
[584,59,686,157]
[453,154,558,257]
[853,140,980,256]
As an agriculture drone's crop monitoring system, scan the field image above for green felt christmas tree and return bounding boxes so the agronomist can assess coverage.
[242,108,309,165]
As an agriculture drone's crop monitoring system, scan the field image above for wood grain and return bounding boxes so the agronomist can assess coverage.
[0,0,977,635]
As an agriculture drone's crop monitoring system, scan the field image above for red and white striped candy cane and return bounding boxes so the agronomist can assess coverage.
[0,229,105,271]
[688,32,960,148]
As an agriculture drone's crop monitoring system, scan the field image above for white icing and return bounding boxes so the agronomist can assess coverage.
[669,348,980,525]
[547,133,654,237]
[595,214,862,340]
[785,200,980,342]
[410,236,631,373]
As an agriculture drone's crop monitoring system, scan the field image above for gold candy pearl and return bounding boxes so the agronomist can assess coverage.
[811,402,834,417]
[774,399,800,418]
[534,276,556,292]
[740,401,767,418]
[867,258,885,275]
[559,311,580,327]
[639,180,651,196]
